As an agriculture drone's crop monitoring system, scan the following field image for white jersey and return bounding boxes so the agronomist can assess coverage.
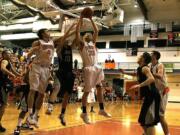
[33,39,54,66]
[79,41,97,67]
[151,63,167,92]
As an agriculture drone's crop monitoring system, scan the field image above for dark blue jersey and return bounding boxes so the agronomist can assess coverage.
[58,45,73,72]
[0,59,11,84]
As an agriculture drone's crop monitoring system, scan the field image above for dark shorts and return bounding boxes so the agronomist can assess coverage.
[56,70,75,96]
[0,87,8,106]
[0,82,9,106]
[16,85,27,94]
[138,87,160,127]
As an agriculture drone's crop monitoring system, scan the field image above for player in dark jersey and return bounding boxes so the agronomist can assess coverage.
[56,22,77,126]
[130,52,160,135]
[13,62,37,135]
[0,50,21,132]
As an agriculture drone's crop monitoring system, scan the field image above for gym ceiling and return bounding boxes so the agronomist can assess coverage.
[0,0,180,48]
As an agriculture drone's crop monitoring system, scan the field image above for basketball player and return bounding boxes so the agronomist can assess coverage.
[56,22,77,126]
[27,29,54,127]
[14,62,34,135]
[76,16,111,124]
[151,51,170,135]
[0,50,21,132]
[45,69,60,115]
[130,52,160,135]
[46,21,77,117]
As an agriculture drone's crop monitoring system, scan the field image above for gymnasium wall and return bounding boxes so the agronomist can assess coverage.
[71,32,180,64]
[72,49,180,63]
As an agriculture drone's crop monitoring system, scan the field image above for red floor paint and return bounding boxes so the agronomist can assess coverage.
[34,120,180,135]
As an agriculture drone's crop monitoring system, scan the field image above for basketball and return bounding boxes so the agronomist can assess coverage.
[81,7,94,18]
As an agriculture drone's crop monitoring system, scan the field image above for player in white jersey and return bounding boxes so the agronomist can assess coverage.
[76,16,111,124]
[151,51,170,135]
[26,29,55,127]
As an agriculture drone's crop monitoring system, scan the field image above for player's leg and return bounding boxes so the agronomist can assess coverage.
[46,75,60,115]
[59,72,75,126]
[81,68,92,124]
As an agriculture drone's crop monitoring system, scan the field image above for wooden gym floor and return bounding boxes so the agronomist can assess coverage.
[1,101,180,135]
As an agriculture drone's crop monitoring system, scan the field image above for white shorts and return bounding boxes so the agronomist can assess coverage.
[29,64,50,94]
[159,90,168,116]
[154,79,168,116]
[83,65,104,92]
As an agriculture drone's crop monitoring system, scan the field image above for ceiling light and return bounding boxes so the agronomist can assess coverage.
[56,15,60,19]
[46,0,51,5]
[134,4,138,8]
[0,24,33,32]
[77,6,95,10]
[0,33,38,40]
[34,15,40,20]
[3,2,13,6]
[83,1,87,4]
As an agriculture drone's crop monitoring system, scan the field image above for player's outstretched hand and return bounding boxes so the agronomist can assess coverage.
[129,84,140,90]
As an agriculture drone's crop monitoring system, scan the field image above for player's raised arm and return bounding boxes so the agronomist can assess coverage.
[75,17,83,47]
[61,22,77,44]
[89,17,99,44]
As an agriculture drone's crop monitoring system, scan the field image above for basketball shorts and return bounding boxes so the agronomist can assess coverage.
[83,65,104,92]
[154,79,169,116]
[56,70,75,96]
[138,88,160,127]
[159,90,168,116]
[0,86,8,106]
[29,64,50,94]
